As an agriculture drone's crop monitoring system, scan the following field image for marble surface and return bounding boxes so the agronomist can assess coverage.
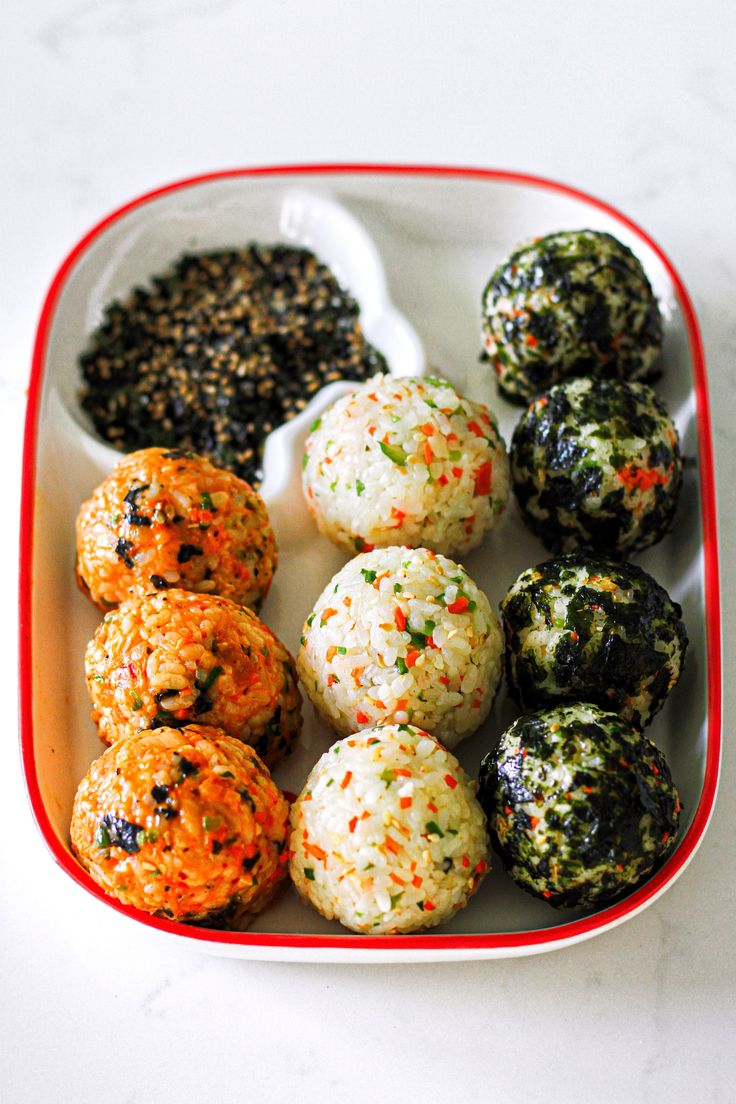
[2,2,734,1101]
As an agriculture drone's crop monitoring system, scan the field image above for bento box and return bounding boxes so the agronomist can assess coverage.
[20,165,721,962]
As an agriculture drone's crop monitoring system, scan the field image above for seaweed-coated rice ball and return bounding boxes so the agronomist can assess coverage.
[76,447,276,611]
[478,703,681,909]
[86,589,301,768]
[297,547,504,748]
[71,724,290,924]
[290,724,489,934]
[481,230,663,403]
[302,374,510,558]
[501,555,687,729]
[511,378,683,554]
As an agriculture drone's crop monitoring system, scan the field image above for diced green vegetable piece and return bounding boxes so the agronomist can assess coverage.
[198,665,224,692]
[379,441,408,466]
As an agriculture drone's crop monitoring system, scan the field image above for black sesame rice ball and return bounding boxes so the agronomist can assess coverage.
[481,230,663,403]
[501,555,687,728]
[510,378,683,554]
[478,702,682,909]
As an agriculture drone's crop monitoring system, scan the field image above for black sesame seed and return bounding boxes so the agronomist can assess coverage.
[79,245,386,485]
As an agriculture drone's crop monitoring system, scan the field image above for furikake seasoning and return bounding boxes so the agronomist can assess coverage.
[79,245,387,485]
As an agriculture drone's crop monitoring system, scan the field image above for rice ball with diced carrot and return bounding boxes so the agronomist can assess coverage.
[296,546,503,748]
[301,374,510,558]
[289,724,490,934]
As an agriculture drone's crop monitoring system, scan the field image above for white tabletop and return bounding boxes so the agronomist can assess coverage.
[2,2,734,1101]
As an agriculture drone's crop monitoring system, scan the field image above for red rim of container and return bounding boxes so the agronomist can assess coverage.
[19,164,722,954]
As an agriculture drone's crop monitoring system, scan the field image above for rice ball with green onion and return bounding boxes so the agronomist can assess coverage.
[297,547,503,748]
[85,588,301,768]
[71,724,291,924]
[75,447,276,612]
[301,374,509,558]
[289,724,489,934]
[481,230,663,403]
[510,377,683,554]
[478,703,681,909]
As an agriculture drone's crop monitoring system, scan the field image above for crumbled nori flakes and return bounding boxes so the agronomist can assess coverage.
[177,543,204,563]
[97,814,143,854]
[114,538,135,568]
[478,703,681,909]
[79,244,387,485]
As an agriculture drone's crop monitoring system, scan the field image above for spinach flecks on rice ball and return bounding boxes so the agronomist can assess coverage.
[75,447,276,611]
[501,555,687,728]
[481,230,663,403]
[510,378,683,554]
[302,374,510,558]
[71,724,290,924]
[478,703,681,909]
[85,589,301,768]
[297,547,504,748]
[289,724,489,934]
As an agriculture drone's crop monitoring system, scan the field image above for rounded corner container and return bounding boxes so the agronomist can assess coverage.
[20,165,721,962]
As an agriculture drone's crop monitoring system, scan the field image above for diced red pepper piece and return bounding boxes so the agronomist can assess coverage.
[474,461,492,497]
[447,596,469,614]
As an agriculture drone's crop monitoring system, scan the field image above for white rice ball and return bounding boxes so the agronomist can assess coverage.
[297,546,504,748]
[302,374,510,558]
[289,724,490,934]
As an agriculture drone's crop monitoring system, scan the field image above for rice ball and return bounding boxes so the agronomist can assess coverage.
[289,724,489,934]
[478,703,681,909]
[511,378,683,554]
[71,724,290,924]
[297,547,504,748]
[501,554,687,728]
[302,374,509,558]
[76,447,276,611]
[481,230,663,403]
[86,588,301,768]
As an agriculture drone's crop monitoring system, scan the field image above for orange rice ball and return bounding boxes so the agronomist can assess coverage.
[85,589,301,768]
[75,447,276,611]
[70,725,290,924]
